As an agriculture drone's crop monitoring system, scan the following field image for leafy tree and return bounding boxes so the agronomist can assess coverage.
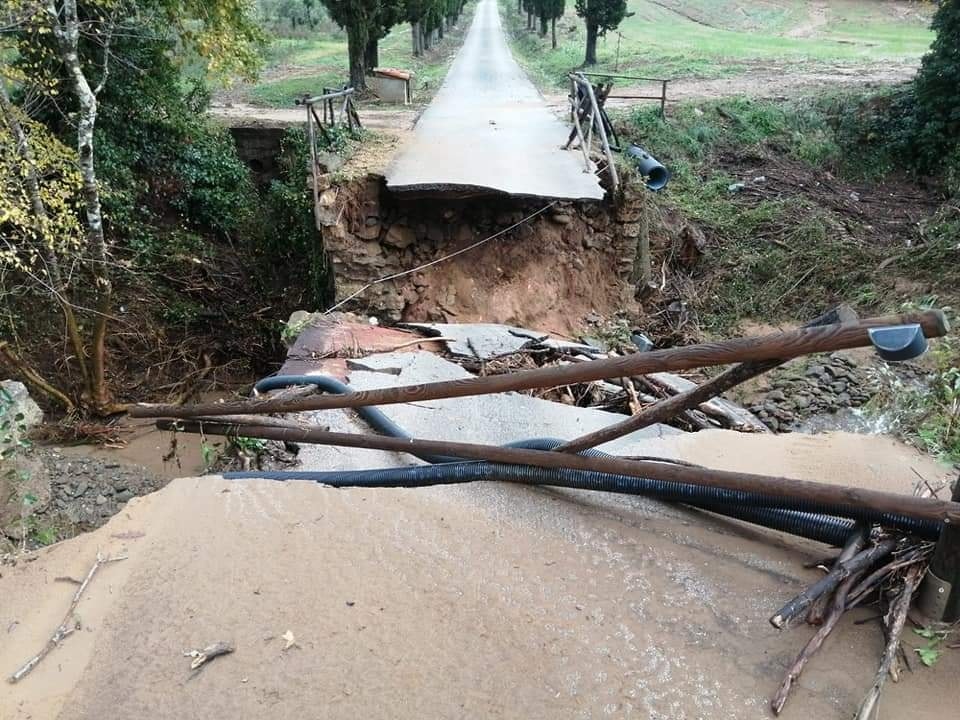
[404,0,462,56]
[522,0,535,29]
[0,0,263,413]
[913,0,960,178]
[259,0,327,31]
[365,0,405,71]
[542,0,564,48]
[575,0,627,65]
[320,0,402,90]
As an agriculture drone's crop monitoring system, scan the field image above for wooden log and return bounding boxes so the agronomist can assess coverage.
[783,527,868,628]
[131,311,948,420]
[157,421,960,525]
[557,305,860,453]
[644,371,768,432]
[770,536,895,629]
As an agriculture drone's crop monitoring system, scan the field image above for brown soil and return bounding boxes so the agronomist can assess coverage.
[1,430,956,719]
[317,176,646,335]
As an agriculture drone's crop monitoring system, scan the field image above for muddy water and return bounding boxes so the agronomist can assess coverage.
[57,418,210,480]
[56,392,242,480]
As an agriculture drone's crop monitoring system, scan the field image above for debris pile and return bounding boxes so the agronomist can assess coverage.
[127,306,957,714]
[768,526,937,716]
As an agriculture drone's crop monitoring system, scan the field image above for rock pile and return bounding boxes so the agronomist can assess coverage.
[2,447,162,548]
[748,353,929,432]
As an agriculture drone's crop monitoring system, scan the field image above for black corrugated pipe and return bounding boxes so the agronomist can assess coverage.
[231,375,941,545]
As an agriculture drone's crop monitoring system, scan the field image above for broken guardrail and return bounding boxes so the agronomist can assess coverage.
[132,310,948,420]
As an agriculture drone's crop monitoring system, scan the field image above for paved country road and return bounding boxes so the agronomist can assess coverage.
[386,0,604,199]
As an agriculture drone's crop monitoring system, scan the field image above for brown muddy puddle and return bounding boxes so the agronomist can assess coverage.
[57,418,210,480]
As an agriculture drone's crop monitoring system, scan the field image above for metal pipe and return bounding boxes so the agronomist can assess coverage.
[131,311,949,420]
[156,420,960,525]
[298,88,355,104]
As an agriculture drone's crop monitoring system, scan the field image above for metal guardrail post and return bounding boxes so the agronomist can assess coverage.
[918,477,960,622]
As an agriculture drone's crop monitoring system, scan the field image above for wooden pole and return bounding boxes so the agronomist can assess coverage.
[580,75,618,192]
[306,103,321,231]
[158,421,960,526]
[130,311,948,420]
[558,306,858,452]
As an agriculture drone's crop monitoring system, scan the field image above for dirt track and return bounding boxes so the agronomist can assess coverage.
[2,430,957,719]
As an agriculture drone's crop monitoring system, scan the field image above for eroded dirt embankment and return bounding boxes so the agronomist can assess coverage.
[316,174,653,334]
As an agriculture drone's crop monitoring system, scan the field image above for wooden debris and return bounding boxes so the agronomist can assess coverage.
[770,534,896,630]
[772,566,864,715]
[8,552,127,684]
[645,372,769,432]
[186,641,235,671]
[805,529,869,626]
[854,564,923,719]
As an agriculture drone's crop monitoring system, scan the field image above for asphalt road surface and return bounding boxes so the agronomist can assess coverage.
[386,0,604,200]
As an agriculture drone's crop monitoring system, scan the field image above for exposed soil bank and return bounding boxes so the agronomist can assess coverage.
[316,174,649,334]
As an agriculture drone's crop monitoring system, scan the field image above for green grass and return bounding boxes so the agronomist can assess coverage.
[247,6,474,107]
[501,0,934,90]
[614,94,960,332]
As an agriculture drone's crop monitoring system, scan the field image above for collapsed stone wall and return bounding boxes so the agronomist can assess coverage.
[314,174,650,333]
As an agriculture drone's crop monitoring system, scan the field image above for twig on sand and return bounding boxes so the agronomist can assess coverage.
[185,641,235,671]
[853,564,923,720]
[772,568,865,715]
[8,553,127,684]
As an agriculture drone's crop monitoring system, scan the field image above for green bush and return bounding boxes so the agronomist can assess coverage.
[257,128,333,309]
[172,127,257,235]
[914,0,960,182]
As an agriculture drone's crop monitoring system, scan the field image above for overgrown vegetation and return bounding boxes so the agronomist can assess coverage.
[0,0,336,417]
[619,95,960,333]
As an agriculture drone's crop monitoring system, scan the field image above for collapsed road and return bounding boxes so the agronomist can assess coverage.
[3,314,959,719]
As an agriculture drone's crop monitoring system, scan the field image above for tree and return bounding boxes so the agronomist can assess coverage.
[406,0,428,55]
[575,0,627,65]
[913,0,960,174]
[1,0,262,413]
[365,0,404,71]
[321,0,402,90]
[543,0,564,49]
[522,0,535,30]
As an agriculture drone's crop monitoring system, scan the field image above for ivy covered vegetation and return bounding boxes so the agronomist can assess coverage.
[0,0,336,414]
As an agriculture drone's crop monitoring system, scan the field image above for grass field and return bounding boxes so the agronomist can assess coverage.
[501,0,934,90]
[239,9,474,107]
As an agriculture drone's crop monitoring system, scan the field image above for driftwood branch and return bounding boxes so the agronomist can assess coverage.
[806,528,868,625]
[772,567,865,714]
[771,536,895,630]
[8,553,127,683]
[853,564,923,720]
[186,641,235,671]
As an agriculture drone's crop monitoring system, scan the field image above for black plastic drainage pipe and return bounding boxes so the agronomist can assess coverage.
[229,375,941,545]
